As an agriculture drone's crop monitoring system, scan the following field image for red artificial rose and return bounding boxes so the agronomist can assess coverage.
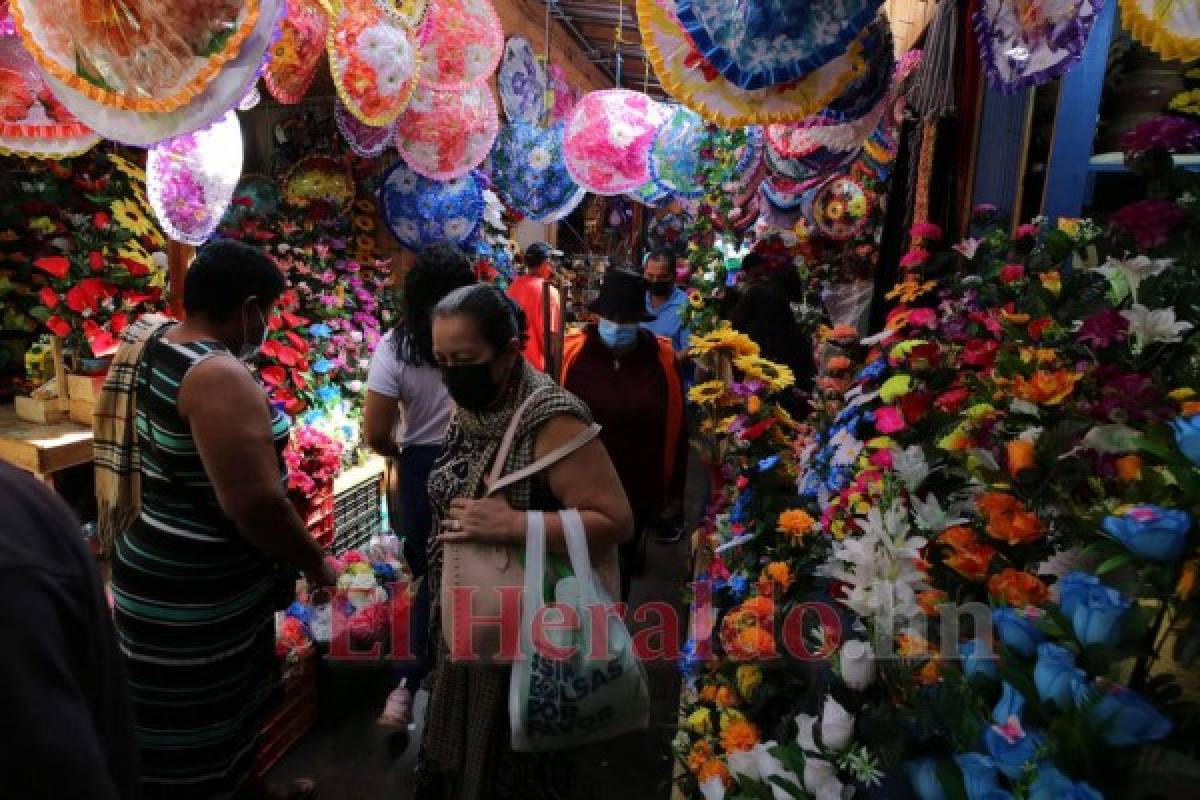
[1028,317,1053,341]
[259,340,282,360]
[274,345,302,367]
[900,391,933,424]
[45,315,71,337]
[123,288,160,306]
[740,418,775,441]
[908,342,940,371]
[962,338,999,369]
[39,286,59,309]
[65,284,95,313]
[88,250,105,271]
[281,311,309,328]
[908,308,939,329]
[110,312,128,335]
[268,314,283,332]
[34,255,71,279]
[936,386,970,414]
[93,212,110,230]
[999,264,1025,284]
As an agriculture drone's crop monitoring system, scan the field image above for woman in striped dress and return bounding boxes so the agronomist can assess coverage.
[112,241,334,799]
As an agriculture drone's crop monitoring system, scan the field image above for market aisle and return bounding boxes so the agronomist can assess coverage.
[267,463,700,799]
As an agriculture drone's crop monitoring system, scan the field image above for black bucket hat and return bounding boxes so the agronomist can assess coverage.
[587,268,653,322]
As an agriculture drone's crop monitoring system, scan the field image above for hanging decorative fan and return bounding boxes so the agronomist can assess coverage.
[30,0,281,146]
[546,63,579,123]
[630,177,674,207]
[673,0,884,90]
[1119,0,1200,61]
[377,0,429,28]
[499,36,547,124]
[417,0,503,90]
[650,105,708,198]
[761,173,824,211]
[11,0,263,112]
[328,0,420,126]
[814,17,894,123]
[283,154,355,216]
[265,0,328,104]
[974,0,1106,93]
[380,162,484,250]
[334,98,395,157]
[811,175,870,240]
[637,0,866,128]
[490,121,584,222]
[766,136,858,181]
[0,34,99,158]
[805,47,919,151]
[563,89,666,195]
[147,111,244,246]
[395,83,499,180]
[765,122,834,159]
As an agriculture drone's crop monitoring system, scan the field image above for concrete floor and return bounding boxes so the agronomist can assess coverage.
[269,525,696,800]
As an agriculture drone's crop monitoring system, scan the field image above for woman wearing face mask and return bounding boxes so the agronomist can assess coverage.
[111,240,334,800]
[560,268,685,601]
[415,284,633,800]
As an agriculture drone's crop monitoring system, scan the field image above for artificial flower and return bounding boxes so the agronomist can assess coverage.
[1112,199,1185,250]
[961,638,999,679]
[1120,304,1194,353]
[953,237,981,259]
[33,255,70,279]
[899,248,930,268]
[1102,506,1191,562]
[690,328,760,358]
[1038,271,1062,296]
[1034,643,1087,710]
[905,758,948,800]
[1012,370,1082,406]
[1075,308,1129,349]
[999,264,1025,284]
[1095,255,1172,304]
[735,665,762,699]
[762,561,792,589]
[988,569,1049,607]
[978,492,1046,546]
[732,355,794,393]
[985,716,1043,779]
[1121,115,1200,156]
[1005,439,1035,477]
[110,198,157,237]
[777,509,815,538]
[719,718,759,753]
[689,380,729,406]
[838,639,875,690]
[1088,683,1172,746]
[943,541,996,581]
[1172,415,1200,465]
[886,279,938,303]
[918,588,948,616]
[910,222,943,241]
[1115,454,1144,482]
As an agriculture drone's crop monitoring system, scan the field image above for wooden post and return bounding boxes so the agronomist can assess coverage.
[51,336,68,412]
[167,240,193,318]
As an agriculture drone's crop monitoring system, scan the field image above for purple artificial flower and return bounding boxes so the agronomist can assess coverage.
[1120,116,1200,158]
[1111,200,1186,249]
[1076,308,1130,349]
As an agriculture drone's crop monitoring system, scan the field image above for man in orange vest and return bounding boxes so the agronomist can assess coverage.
[561,268,684,601]
[506,241,561,373]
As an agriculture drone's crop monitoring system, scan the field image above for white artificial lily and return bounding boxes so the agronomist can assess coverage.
[1121,304,1194,353]
[754,741,802,800]
[827,501,928,625]
[910,493,967,533]
[726,748,761,782]
[891,445,931,492]
[699,775,726,800]
[839,639,876,691]
[795,712,818,752]
[820,696,855,750]
[1095,255,1172,303]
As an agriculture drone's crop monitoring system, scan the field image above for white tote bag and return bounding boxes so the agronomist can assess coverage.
[509,510,651,752]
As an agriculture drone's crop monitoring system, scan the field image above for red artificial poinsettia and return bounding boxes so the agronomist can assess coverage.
[46,315,71,337]
[39,286,59,308]
[88,250,105,271]
[34,255,70,279]
[82,319,119,357]
[261,365,287,386]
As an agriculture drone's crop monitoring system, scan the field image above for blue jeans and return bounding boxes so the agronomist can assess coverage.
[393,444,441,692]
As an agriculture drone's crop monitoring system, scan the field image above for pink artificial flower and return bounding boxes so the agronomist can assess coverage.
[910,222,943,241]
[900,248,930,268]
[869,448,894,469]
[874,406,907,434]
[1014,223,1039,239]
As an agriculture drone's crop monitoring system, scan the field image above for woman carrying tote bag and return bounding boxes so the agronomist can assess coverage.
[415,285,634,800]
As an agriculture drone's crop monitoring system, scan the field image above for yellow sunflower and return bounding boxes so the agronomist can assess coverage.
[108,153,146,184]
[111,198,156,237]
[689,328,761,359]
[688,380,730,406]
[733,355,795,393]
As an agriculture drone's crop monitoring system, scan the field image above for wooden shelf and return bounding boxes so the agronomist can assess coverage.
[1089,152,1200,173]
[0,403,93,481]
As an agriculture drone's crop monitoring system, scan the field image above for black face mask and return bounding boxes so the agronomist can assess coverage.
[442,361,503,412]
[647,280,674,297]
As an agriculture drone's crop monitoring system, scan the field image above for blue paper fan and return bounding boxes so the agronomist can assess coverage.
[380,163,484,251]
[490,121,584,222]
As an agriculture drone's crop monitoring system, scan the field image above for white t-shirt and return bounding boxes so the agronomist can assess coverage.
[366,330,453,448]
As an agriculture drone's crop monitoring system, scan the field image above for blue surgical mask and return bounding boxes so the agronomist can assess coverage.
[597,319,639,351]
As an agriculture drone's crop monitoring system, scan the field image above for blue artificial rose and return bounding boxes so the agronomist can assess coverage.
[993,607,1046,657]
[1102,506,1192,563]
[1029,764,1103,800]
[985,719,1044,780]
[1071,582,1131,648]
[1057,571,1101,620]
[962,638,999,680]
[1088,683,1173,746]
[1172,414,1200,465]
[905,758,947,800]
[955,753,1000,800]
[993,682,1026,725]
[1034,643,1086,709]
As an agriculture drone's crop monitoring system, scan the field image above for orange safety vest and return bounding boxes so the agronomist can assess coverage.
[561,330,684,493]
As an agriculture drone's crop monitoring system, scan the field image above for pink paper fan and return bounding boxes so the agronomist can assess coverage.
[547,62,578,123]
[417,0,502,90]
[328,0,420,126]
[148,111,244,246]
[395,83,498,180]
[563,89,666,196]
[265,0,328,105]
[0,34,93,143]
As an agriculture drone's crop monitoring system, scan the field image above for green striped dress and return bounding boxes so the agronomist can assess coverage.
[112,338,290,799]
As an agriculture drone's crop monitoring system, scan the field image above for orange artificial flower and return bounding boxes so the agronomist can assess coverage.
[822,324,859,343]
[1185,401,1200,416]
[1006,440,1036,477]
[763,561,792,589]
[714,686,741,708]
[827,355,853,373]
[699,685,718,703]
[777,509,816,538]
[741,596,775,621]
[1177,558,1198,601]
[1013,370,1082,406]
[746,395,762,414]
[945,542,997,581]
[732,626,777,660]
[978,492,1046,546]
[1115,455,1144,482]
[918,588,948,616]
[988,568,1050,607]
[938,526,978,549]
[688,740,714,773]
[720,718,760,753]
[696,758,732,786]
[897,632,934,658]
[1039,271,1062,296]
[917,658,942,685]
[1001,309,1031,326]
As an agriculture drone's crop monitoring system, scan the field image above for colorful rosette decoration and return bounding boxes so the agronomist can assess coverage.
[974,0,1106,93]
[490,121,584,222]
[416,0,503,90]
[0,34,99,158]
[564,89,666,196]
[629,177,674,207]
[12,0,263,112]
[380,162,484,250]
[265,0,329,104]
[22,0,279,146]
[147,110,244,246]
[765,122,831,159]
[328,0,419,126]
[673,0,883,90]
[222,173,282,228]
[546,62,579,123]
[1119,0,1200,61]
[638,0,866,128]
[810,175,870,239]
[766,136,858,181]
[395,83,499,180]
[283,154,355,216]
[334,97,395,157]
[650,105,708,198]
[499,36,547,125]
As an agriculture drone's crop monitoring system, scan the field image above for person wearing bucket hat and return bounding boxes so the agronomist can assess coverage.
[506,242,563,373]
[562,268,686,600]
